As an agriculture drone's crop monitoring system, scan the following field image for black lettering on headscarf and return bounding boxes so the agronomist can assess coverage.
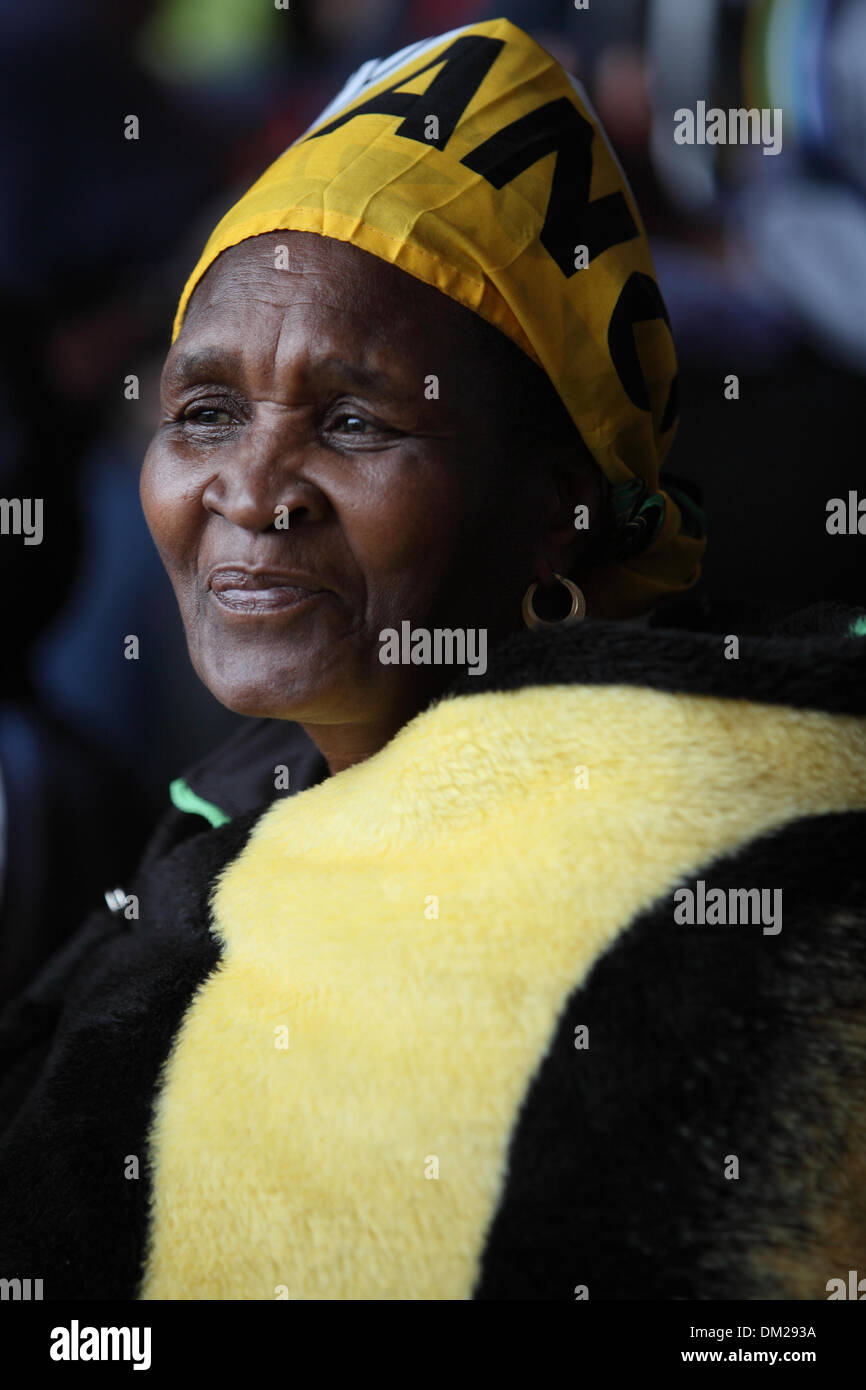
[301,38,642,292]
[461,98,638,277]
[608,272,678,431]
[300,35,504,151]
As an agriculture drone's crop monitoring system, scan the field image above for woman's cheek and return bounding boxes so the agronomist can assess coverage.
[140,444,202,568]
[351,452,465,573]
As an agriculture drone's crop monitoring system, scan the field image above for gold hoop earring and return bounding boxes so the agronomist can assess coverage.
[521,573,586,629]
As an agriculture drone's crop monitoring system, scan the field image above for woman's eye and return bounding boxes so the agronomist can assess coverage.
[185,407,233,426]
[331,413,370,433]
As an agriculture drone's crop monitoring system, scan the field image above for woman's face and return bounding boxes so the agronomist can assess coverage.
[141,232,592,734]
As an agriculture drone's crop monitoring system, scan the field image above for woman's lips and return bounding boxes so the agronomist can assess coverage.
[207,568,329,615]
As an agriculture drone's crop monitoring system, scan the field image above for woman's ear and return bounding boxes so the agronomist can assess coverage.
[534,450,606,583]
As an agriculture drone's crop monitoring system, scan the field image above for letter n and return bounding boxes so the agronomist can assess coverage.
[462,97,638,276]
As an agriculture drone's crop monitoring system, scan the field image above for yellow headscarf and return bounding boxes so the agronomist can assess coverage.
[172,17,706,618]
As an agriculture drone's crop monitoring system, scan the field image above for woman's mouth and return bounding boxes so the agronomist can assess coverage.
[207,567,329,615]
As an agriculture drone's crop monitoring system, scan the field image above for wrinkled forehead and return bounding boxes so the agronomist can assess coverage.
[171,229,543,405]
[181,230,481,343]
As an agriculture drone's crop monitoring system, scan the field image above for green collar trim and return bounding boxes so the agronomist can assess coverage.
[169,777,231,828]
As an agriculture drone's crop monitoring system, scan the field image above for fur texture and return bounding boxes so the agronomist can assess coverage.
[0,813,259,1299]
[475,809,866,1299]
[140,684,866,1299]
[0,613,864,1300]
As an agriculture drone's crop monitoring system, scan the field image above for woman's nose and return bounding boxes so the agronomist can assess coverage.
[200,426,330,532]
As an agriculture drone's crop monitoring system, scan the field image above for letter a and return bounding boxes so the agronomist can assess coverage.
[50,1328,71,1361]
[673,887,694,924]
[302,35,503,153]
[379,628,400,664]
[673,109,694,146]
[826,498,846,534]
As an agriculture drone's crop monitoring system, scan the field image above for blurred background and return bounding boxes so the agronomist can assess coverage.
[1,0,864,997]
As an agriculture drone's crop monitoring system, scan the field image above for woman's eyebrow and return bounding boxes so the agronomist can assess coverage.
[165,348,405,396]
[314,356,383,386]
[310,355,412,398]
[165,348,244,386]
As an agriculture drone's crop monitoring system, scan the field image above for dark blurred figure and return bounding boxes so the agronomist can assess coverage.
[0,0,233,999]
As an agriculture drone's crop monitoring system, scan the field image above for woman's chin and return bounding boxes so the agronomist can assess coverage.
[194,664,326,722]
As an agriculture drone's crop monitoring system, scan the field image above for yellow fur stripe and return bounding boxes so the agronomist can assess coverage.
[140,685,866,1300]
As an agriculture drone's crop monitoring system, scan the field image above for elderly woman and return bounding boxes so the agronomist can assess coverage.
[1,18,865,1303]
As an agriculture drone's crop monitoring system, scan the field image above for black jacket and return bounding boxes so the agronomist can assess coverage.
[1,596,865,1300]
